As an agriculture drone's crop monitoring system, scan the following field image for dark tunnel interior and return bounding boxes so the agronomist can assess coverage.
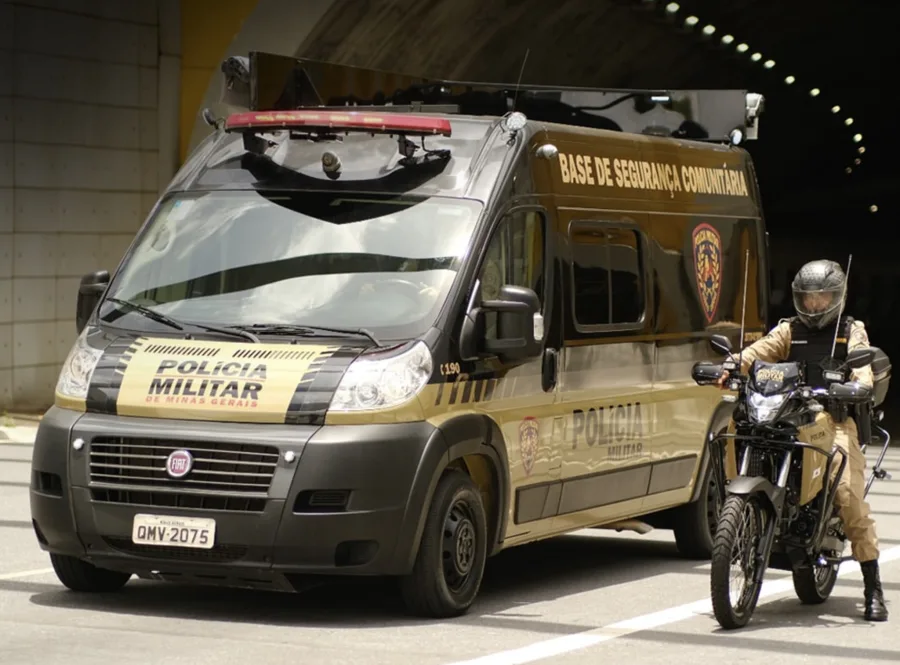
[296,0,900,424]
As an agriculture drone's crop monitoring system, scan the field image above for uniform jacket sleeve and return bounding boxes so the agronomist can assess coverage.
[848,320,875,387]
[728,321,791,374]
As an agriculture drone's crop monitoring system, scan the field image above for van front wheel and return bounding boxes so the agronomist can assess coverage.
[50,553,131,592]
[399,469,488,618]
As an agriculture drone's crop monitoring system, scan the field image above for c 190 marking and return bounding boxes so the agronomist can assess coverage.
[440,362,461,376]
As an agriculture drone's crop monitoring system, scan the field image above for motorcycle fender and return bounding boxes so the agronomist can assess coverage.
[726,476,784,515]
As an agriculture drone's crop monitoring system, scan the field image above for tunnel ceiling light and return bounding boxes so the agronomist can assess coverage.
[870,205,879,213]
[658,13,877,183]
[858,146,866,154]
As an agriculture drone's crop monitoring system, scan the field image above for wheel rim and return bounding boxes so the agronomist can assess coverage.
[814,563,837,592]
[728,499,762,615]
[442,499,477,593]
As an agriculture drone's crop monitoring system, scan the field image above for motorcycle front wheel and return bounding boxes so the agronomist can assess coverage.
[710,493,767,629]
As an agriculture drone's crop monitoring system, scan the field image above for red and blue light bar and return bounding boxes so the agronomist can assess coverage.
[224,110,452,137]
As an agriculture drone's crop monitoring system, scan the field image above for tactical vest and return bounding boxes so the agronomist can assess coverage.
[786,315,854,389]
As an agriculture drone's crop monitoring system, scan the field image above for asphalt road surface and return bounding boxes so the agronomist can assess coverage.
[2,428,899,665]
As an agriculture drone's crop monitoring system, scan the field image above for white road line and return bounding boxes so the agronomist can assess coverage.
[446,545,900,665]
[0,568,54,581]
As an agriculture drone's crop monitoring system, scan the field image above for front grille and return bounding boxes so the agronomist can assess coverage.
[88,436,279,498]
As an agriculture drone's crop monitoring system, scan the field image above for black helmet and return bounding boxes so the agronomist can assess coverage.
[791,259,846,329]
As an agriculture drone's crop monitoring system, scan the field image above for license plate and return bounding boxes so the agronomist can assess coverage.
[132,513,216,550]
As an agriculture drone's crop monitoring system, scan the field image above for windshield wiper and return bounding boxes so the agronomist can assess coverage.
[105,297,260,343]
[239,323,381,347]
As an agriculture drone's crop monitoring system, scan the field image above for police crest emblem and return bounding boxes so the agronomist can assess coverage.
[691,223,723,323]
[518,416,539,476]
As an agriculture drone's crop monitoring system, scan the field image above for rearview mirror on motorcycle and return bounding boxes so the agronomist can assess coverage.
[710,334,733,356]
[846,347,876,369]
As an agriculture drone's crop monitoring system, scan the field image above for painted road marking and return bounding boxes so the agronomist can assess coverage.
[0,568,54,581]
[445,544,900,665]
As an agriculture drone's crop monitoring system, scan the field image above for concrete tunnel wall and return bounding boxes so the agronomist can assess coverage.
[1,0,744,410]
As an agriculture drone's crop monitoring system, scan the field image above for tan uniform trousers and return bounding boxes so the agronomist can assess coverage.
[826,415,880,562]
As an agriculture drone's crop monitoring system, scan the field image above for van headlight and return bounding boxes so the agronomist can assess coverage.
[56,333,104,400]
[747,392,787,424]
[329,341,433,412]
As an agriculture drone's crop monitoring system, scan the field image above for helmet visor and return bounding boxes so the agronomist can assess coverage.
[792,285,843,319]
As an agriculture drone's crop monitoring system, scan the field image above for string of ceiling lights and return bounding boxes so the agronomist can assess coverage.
[648,1,878,214]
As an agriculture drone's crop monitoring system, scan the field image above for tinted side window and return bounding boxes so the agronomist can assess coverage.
[570,224,644,327]
[479,210,545,338]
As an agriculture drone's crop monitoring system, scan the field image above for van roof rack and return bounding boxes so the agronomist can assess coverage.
[215,51,763,145]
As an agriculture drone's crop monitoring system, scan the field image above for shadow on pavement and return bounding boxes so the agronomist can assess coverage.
[20,532,697,630]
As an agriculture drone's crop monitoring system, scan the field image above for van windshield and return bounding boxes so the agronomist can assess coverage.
[99,190,482,340]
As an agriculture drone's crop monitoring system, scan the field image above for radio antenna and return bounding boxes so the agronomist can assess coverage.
[830,253,853,359]
[512,48,530,111]
[737,249,750,375]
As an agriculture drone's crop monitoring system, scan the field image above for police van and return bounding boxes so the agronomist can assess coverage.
[30,52,769,618]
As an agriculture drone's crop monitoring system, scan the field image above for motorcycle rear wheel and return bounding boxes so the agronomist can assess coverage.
[792,561,839,604]
[710,494,767,629]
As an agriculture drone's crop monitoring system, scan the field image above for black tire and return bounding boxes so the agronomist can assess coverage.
[710,494,767,629]
[399,469,488,618]
[673,458,721,559]
[50,553,131,592]
[792,562,839,604]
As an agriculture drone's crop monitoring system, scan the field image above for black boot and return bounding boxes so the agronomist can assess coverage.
[861,560,888,621]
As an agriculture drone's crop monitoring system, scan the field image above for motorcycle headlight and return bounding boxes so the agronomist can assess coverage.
[55,332,104,401]
[747,392,787,423]
[329,340,433,412]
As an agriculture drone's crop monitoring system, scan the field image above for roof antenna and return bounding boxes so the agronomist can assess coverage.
[512,48,530,112]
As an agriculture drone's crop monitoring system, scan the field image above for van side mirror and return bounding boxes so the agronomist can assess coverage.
[459,285,542,365]
[710,334,733,356]
[847,347,875,369]
[76,270,110,334]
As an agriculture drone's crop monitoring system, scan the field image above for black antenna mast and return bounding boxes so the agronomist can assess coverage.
[512,48,530,111]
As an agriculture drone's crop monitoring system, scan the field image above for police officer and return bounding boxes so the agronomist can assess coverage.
[717,259,888,622]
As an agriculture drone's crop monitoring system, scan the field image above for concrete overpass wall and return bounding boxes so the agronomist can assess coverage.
[0,0,181,410]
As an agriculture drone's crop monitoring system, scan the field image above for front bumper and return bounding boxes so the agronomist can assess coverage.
[30,406,448,586]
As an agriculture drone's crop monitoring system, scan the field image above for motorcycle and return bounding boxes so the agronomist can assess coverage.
[691,333,893,629]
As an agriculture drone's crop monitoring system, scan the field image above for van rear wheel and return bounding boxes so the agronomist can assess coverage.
[673,459,721,559]
[50,553,131,592]
[399,469,488,618]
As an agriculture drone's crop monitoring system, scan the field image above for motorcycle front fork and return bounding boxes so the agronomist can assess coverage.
[737,445,793,576]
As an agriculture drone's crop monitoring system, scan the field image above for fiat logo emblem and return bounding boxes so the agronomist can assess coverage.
[165,449,194,479]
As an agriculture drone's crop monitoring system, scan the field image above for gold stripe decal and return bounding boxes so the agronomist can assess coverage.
[115,337,339,423]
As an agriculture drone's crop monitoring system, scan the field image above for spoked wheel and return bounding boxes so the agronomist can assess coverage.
[792,560,840,604]
[710,494,767,629]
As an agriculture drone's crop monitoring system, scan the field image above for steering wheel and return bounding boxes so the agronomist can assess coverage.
[364,277,429,299]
